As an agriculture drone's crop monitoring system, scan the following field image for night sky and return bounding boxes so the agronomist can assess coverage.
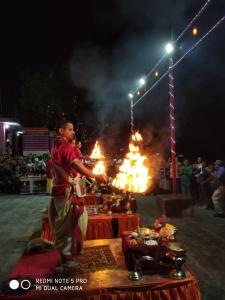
[0,0,225,160]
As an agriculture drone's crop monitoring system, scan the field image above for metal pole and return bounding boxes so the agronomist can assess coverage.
[169,57,177,195]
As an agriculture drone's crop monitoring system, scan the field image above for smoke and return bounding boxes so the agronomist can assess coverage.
[69,0,225,158]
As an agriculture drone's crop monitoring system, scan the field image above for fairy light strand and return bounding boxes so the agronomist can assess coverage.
[175,0,211,42]
[169,58,177,194]
[130,98,134,134]
[130,0,211,97]
[133,15,225,107]
[173,15,225,68]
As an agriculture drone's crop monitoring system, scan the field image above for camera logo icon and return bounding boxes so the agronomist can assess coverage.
[9,279,31,290]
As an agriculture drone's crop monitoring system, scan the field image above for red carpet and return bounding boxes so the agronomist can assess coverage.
[2,245,117,299]
[10,248,61,279]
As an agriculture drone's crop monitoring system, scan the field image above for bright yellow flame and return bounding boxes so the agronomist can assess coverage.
[132,131,143,142]
[192,27,198,36]
[93,160,106,175]
[155,71,159,77]
[90,141,105,160]
[112,133,151,193]
[137,91,140,96]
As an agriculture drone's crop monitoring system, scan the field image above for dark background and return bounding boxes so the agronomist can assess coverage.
[0,0,224,160]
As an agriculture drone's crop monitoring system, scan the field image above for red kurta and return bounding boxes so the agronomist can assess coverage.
[74,148,83,161]
[51,137,77,194]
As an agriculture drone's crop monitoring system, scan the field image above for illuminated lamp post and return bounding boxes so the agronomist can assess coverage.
[139,77,146,92]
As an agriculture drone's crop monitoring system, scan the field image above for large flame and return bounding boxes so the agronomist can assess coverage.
[90,141,106,175]
[90,141,105,160]
[132,131,143,142]
[93,160,106,175]
[112,132,151,193]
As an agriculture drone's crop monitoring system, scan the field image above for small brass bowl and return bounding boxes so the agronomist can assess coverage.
[168,242,187,256]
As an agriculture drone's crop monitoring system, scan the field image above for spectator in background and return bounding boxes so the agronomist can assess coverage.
[71,138,76,149]
[203,164,215,209]
[34,157,46,175]
[75,141,83,161]
[71,138,83,162]
[209,160,225,193]
[212,173,225,218]
[196,157,203,172]
[214,160,225,179]
[26,158,35,174]
[191,162,200,204]
[18,157,26,175]
[38,156,46,174]
[180,159,192,198]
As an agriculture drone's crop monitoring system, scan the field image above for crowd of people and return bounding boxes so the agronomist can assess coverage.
[0,139,86,193]
[0,154,49,193]
[157,157,225,218]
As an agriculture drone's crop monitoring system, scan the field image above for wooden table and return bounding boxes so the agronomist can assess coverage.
[4,238,202,300]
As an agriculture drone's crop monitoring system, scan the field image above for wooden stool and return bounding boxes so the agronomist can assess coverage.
[156,194,194,218]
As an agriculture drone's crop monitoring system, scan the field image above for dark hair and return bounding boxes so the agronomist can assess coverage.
[56,120,74,133]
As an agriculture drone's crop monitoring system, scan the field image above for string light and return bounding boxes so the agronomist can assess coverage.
[133,71,168,107]
[139,78,146,86]
[192,27,198,36]
[165,43,174,54]
[175,0,211,42]
[133,15,225,107]
[130,98,134,134]
[128,0,211,97]
[128,93,133,99]
[173,16,225,69]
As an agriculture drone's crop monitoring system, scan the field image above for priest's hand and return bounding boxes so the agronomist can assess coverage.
[96,174,109,184]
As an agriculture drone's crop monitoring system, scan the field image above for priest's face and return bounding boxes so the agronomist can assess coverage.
[59,123,75,143]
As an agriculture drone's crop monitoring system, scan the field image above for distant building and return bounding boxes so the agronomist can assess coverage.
[0,118,23,155]
[0,119,58,156]
[23,128,50,156]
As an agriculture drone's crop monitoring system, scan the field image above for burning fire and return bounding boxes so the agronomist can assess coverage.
[90,141,106,175]
[93,160,106,175]
[132,131,143,142]
[90,141,105,160]
[112,132,151,193]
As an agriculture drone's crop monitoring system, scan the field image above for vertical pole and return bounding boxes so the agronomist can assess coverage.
[130,98,134,135]
[169,57,177,195]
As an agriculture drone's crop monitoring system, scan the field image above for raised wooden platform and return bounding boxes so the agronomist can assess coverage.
[2,238,201,300]
[156,194,194,218]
